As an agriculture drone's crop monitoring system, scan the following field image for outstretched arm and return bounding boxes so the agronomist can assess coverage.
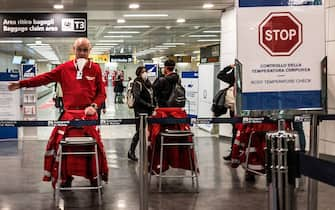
[8,82,20,91]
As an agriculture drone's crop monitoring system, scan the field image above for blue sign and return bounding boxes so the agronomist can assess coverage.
[239,0,321,7]
[145,64,157,73]
[182,72,198,79]
[242,91,321,110]
[22,64,36,78]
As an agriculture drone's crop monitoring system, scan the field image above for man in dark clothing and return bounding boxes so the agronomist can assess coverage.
[153,59,179,107]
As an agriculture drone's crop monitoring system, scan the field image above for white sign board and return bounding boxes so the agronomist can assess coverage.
[237,2,325,110]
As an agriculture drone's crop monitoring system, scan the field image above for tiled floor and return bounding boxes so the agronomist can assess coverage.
[0,90,334,210]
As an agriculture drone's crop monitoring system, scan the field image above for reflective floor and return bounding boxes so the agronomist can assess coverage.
[0,90,334,210]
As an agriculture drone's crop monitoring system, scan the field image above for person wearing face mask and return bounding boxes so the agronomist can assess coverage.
[8,38,108,188]
[128,66,155,161]
[153,59,179,107]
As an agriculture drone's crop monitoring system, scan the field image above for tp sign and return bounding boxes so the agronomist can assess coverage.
[259,12,302,56]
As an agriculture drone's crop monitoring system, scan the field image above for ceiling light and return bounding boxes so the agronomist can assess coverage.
[194,26,200,29]
[114,25,150,28]
[197,39,220,42]
[104,35,132,38]
[98,40,124,43]
[53,4,64,9]
[176,18,186,23]
[165,26,171,30]
[117,19,126,23]
[123,14,168,17]
[174,54,187,56]
[203,3,214,9]
[0,40,22,43]
[189,35,217,37]
[203,30,220,33]
[108,31,140,34]
[156,45,176,48]
[129,3,140,9]
[192,50,200,54]
[163,43,185,45]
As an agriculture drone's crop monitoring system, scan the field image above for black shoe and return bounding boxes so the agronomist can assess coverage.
[90,179,98,187]
[61,176,73,188]
[128,151,138,161]
[245,173,256,183]
[223,154,232,161]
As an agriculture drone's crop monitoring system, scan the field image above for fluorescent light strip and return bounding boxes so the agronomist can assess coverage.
[0,40,23,43]
[189,34,217,37]
[203,3,214,9]
[103,35,133,38]
[203,30,220,33]
[156,45,176,48]
[117,19,126,23]
[163,43,185,45]
[108,31,140,34]
[176,18,185,23]
[129,3,140,9]
[98,40,124,43]
[113,25,150,28]
[197,39,220,42]
[123,14,168,17]
[53,4,64,9]
[150,48,169,50]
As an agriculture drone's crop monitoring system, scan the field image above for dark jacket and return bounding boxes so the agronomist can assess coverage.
[133,77,154,115]
[153,72,179,107]
[114,80,124,93]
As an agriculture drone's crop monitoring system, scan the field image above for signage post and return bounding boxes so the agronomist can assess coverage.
[21,64,38,139]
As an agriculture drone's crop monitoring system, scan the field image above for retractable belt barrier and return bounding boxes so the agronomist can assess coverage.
[299,153,335,187]
[0,116,280,127]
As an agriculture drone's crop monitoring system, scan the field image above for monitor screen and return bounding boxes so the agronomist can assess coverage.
[12,56,22,64]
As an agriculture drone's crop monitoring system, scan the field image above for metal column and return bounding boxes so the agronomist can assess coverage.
[266,119,297,210]
[139,114,148,210]
[307,114,319,210]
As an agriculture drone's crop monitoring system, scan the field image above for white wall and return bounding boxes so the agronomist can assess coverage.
[320,1,335,155]
[219,8,237,137]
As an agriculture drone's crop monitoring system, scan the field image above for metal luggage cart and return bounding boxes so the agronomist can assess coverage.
[55,137,103,206]
[149,129,199,192]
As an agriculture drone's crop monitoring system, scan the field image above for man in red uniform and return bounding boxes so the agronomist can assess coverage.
[8,38,108,187]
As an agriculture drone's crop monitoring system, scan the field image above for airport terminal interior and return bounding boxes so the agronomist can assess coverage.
[0,0,335,210]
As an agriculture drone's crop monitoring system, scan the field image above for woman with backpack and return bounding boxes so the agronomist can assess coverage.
[128,66,155,161]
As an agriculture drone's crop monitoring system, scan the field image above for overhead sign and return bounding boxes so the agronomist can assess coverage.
[22,64,36,78]
[145,64,157,77]
[237,1,325,110]
[110,55,132,63]
[0,13,87,37]
[69,54,109,63]
[259,12,302,56]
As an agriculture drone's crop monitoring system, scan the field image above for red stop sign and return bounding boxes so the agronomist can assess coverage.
[259,12,303,56]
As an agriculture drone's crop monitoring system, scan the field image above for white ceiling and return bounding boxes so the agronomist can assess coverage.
[0,0,234,62]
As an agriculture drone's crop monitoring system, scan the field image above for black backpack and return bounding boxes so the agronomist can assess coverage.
[211,87,230,117]
[166,80,186,107]
[217,65,235,85]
